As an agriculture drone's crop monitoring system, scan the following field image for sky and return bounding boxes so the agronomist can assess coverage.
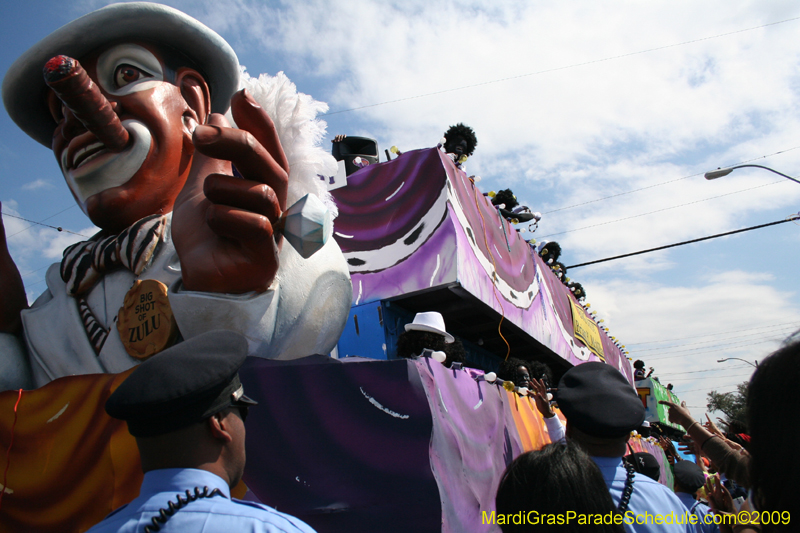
[1,0,799,422]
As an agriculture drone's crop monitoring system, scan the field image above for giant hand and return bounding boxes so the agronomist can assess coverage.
[172,89,290,294]
[0,203,29,334]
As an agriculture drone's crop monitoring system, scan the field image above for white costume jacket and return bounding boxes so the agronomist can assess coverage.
[2,216,352,389]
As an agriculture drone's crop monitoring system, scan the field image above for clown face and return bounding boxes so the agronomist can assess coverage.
[49,43,206,233]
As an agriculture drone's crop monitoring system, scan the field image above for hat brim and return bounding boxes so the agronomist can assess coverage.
[404,323,454,343]
[2,2,240,147]
[234,392,259,407]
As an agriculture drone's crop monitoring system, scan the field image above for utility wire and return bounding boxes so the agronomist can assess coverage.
[644,331,788,357]
[6,204,78,238]
[541,180,786,239]
[631,325,797,352]
[658,365,750,376]
[564,214,799,270]
[626,322,797,357]
[677,382,747,394]
[541,146,800,215]
[666,372,754,382]
[626,320,800,346]
[1,211,90,238]
[322,16,800,116]
[644,335,786,361]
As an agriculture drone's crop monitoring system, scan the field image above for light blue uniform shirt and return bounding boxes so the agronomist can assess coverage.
[676,491,719,533]
[87,468,317,533]
[592,456,697,533]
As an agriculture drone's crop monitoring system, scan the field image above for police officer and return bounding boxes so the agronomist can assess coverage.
[673,461,719,533]
[87,330,316,532]
[548,362,695,533]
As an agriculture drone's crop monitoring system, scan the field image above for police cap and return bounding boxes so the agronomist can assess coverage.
[624,452,661,482]
[672,460,706,493]
[555,362,645,439]
[106,329,257,437]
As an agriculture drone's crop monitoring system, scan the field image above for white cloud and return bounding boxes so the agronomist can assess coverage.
[21,179,53,191]
[584,270,800,418]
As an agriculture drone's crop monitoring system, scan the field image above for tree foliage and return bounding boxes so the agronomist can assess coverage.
[706,381,748,430]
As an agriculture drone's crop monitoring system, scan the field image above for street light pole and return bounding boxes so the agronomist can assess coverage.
[717,357,758,368]
[704,164,800,185]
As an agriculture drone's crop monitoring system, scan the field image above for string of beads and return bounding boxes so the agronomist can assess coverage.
[617,462,636,514]
[144,486,224,532]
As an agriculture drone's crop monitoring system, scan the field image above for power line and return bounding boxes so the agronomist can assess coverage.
[644,335,786,361]
[541,180,786,239]
[541,146,800,215]
[23,278,47,289]
[6,204,78,238]
[625,320,800,347]
[628,337,782,365]
[677,381,747,394]
[632,326,797,353]
[646,333,786,358]
[636,328,794,357]
[1,211,90,238]
[564,214,799,270]
[20,262,55,279]
[322,16,800,116]
[666,371,754,382]
[634,331,792,357]
[658,365,750,376]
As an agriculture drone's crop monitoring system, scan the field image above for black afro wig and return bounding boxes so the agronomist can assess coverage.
[444,123,478,157]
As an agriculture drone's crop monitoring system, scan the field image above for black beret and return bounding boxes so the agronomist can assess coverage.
[673,460,706,493]
[106,330,257,437]
[625,452,661,482]
[556,362,645,439]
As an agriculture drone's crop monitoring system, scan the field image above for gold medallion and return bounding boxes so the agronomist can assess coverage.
[117,279,178,359]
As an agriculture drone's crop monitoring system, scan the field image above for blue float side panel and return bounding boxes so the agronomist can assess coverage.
[336,301,389,359]
[380,302,415,360]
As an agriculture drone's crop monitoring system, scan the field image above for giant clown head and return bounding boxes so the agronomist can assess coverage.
[2,2,240,233]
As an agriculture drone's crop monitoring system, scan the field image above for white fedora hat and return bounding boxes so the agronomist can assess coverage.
[404,312,454,343]
[3,2,240,147]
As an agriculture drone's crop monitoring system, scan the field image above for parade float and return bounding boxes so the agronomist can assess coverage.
[635,377,684,433]
[0,3,676,532]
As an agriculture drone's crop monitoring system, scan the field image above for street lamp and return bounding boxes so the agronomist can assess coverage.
[704,164,800,185]
[717,357,758,368]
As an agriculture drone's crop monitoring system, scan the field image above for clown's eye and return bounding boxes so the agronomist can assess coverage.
[113,64,152,88]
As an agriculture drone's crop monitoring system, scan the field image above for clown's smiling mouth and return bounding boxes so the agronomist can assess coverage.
[72,141,107,168]
[59,119,152,205]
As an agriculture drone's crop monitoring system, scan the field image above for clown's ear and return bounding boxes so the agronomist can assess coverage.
[177,68,211,124]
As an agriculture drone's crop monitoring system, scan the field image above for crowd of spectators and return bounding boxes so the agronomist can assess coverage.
[493,331,799,533]
[393,309,796,533]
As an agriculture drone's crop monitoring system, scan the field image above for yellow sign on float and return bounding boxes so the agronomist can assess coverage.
[569,298,605,360]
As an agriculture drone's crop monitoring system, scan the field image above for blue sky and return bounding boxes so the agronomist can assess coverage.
[2,0,799,420]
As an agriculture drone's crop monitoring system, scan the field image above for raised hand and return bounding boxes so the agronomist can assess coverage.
[172,89,289,294]
[0,204,28,334]
[658,436,679,464]
[704,414,724,437]
[658,399,695,429]
[704,474,734,514]
[530,377,555,418]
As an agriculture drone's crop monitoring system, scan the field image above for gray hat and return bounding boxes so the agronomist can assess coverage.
[2,2,240,147]
[556,362,645,439]
[106,329,257,438]
[672,460,706,493]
